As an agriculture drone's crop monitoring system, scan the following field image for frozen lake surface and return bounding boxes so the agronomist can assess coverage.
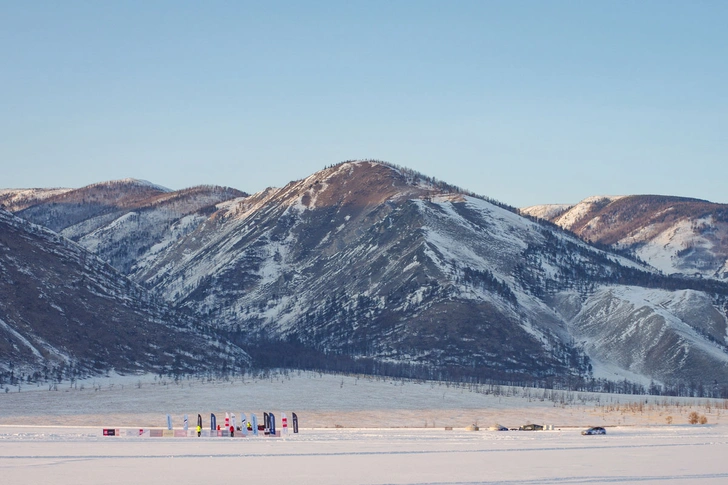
[2,372,727,483]
[2,425,727,484]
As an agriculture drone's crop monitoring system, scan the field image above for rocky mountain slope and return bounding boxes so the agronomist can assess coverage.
[0,187,74,212]
[4,163,728,388]
[123,162,728,386]
[522,195,728,281]
[7,179,246,274]
[137,162,585,380]
[0,209,247,381]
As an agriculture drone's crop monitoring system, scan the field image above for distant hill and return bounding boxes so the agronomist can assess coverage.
[0,209,248,382]
[5,180,246,274]
[0,187,74,212]
[522,195,728,280]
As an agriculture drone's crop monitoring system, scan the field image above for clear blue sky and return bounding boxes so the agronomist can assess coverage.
[1,1,726,207]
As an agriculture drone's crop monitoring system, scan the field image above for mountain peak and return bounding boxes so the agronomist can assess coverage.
[278,159,493,213]
[268,160,429,212]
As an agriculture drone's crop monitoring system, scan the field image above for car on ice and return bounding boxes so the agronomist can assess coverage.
[519,424,544,431]
[581,426,606,435]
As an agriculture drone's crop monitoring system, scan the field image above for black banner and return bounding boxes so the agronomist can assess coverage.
[292,412,299,434]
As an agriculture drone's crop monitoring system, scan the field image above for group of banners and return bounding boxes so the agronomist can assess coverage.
[103,412,299,437]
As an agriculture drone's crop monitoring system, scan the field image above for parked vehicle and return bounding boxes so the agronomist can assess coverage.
[581,426,606,435]
[519,424,544,431]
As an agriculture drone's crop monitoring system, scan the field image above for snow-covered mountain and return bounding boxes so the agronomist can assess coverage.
[5,163,728,387]
[551,286,728,385]
[521,195,728,281]
[0,209,248,378]
[8,180,246,274]
[0,187,74,212]
[137,162,585,380]
[116,162,728,385]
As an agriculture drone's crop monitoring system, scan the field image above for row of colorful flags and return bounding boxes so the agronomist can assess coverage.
[165,412,299,436]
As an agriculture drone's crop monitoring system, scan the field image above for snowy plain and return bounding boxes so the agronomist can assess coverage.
[2,372,728,484]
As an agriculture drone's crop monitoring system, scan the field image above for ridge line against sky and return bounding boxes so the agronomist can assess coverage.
[1,1,726,207]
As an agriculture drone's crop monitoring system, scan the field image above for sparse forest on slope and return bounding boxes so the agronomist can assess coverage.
[522,195,728,280]
[4,162,728,395]
[0,188,74,212]
[0,209,248,385]
[9,180,246,274]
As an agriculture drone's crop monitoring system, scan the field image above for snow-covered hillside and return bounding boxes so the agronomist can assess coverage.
[553,286,728,384]
[108,162,728,385]
[11,181,246,274]
[0,187,73,211]
[0,209,248,376]
[6,162,728,387]
[522,195,728,280]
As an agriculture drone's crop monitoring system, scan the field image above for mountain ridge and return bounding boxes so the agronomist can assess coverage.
[0,208,248,381]
[4,161,728,390]
[522,195,728,280]
[123,161,728,385]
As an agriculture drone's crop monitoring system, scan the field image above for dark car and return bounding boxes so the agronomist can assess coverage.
[519,424,544,431]
[581,426,606,435]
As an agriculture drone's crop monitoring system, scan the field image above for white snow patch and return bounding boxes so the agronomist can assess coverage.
[554,196,626,229]
[520,203,573,220]
[574,286,728,374]
[0,318,44,360]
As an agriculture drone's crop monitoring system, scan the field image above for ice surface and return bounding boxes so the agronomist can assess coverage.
[1,372,727,484]
[2,425,728,485]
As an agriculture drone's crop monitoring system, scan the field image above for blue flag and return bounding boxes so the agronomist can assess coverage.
[269,413,276,436]
[211,413,217,431]
[251,413,258,436]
